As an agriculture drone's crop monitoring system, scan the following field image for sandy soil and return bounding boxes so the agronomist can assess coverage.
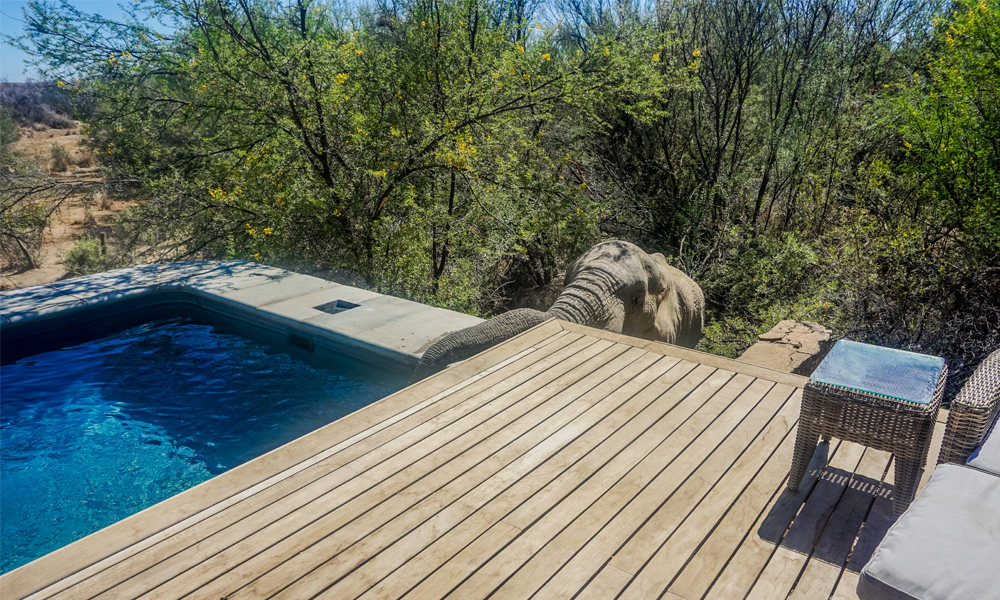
[1,124,129,291]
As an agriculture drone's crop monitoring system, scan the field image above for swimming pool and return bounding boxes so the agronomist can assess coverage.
[0,317,405,574]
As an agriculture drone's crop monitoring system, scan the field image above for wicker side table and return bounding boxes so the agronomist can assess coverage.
[787,340,947,519]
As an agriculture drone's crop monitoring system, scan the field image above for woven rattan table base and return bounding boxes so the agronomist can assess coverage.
[788,368,946,518]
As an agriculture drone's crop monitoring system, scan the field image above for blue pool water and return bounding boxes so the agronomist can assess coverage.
[0,318,403,574]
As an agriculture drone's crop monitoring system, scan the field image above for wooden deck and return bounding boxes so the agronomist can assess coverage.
[3,320,946,600]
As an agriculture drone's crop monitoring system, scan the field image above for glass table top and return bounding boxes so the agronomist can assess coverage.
[810,340,945,405]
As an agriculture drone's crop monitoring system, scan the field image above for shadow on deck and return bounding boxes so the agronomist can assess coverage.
[1,320,946,600]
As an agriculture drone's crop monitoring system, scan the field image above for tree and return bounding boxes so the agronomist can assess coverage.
[12,0,677,309]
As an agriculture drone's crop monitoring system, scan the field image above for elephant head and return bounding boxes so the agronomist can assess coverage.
[411,240,704,381]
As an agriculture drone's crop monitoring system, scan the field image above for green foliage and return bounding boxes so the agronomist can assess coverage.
[10,0,997,390]
[50,141,69,171]
[895,0,1000,257]
[13,0,680,312]
[0,184,48,271]
[50,142,67,161]
[0,105,19,155]
[695,229,827,357]
[62,236,115,276]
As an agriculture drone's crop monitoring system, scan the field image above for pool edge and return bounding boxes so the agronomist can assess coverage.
[0,261,484,598]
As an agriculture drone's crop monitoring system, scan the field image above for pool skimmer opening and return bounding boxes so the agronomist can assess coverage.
[314,299,360,315]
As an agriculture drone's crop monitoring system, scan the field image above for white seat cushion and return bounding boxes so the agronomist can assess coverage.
[967,421,1000,476]
[857,463,1000,600]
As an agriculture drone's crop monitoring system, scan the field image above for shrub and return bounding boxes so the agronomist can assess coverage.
[50,142,68,172]
[0,105,19,153]
[0,81,75,128]
[62,237,112,276]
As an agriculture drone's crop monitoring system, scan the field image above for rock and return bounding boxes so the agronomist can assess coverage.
[738,320,833,376]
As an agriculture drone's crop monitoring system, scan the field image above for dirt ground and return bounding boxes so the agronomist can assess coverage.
[1,124,129,291]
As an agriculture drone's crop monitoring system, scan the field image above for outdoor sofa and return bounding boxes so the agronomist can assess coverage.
[857,348,1000,600]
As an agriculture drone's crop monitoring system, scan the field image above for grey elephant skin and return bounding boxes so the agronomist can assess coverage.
[412,240,705,381]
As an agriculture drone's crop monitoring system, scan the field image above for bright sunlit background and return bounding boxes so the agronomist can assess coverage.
[1,1,130,81]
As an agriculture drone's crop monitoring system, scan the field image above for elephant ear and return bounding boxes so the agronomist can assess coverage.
[644,252,671,296]
[650,254,705,347]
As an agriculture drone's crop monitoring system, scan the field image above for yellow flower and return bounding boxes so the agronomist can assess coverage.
[355,49,362,55]
[336,73,348,84]
[692,48,701,57]
[652,53,660,62]
[264,227,273,235]
[603,47,610,57]
[253,253,262,261]
[542,53,551,61]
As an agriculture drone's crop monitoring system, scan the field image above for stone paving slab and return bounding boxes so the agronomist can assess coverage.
[0,261,483,365]
[0,287,88,325]
[304,294,438,337]
[354,305,485,356]
[215,274,335,308]
[259,286,382,322]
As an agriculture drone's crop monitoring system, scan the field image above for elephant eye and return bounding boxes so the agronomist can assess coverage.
[632,295,642,306]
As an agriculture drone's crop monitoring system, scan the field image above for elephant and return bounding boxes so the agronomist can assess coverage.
[412,240,705,381]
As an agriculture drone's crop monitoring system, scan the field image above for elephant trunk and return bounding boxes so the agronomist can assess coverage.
[547,270,623,332]
[410,308,552,383]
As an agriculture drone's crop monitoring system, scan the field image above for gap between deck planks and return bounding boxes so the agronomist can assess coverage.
[13,321,571,599]
[9,320,949,600]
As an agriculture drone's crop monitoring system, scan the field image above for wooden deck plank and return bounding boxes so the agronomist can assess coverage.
[540,382,797,600]
[609,382,793,572]
[126,337,618,600]
[253,344,650,600]
[667,403,801,600]
[787,447,891,600]
[380,358,704,600]
[18,321,944,600]
[12,321,569,600]
[829,458,895,600]
[383,521,524,600]
[47,332,584,600]
[81,333,593,600]
[557,321,810,388]
[497,376,778,599]
[832,570,862,600]
[422,364,725,599]
[574,564,634,600]
[331,351,677,600]
[495,364,723,533]
[446,371,756,599]
[702,440,836,600]
[606,384,798,600]
[744,440,867,600]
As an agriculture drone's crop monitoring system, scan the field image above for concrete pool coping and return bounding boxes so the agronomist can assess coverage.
[0,261,485,594]
[0,261,483,368]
